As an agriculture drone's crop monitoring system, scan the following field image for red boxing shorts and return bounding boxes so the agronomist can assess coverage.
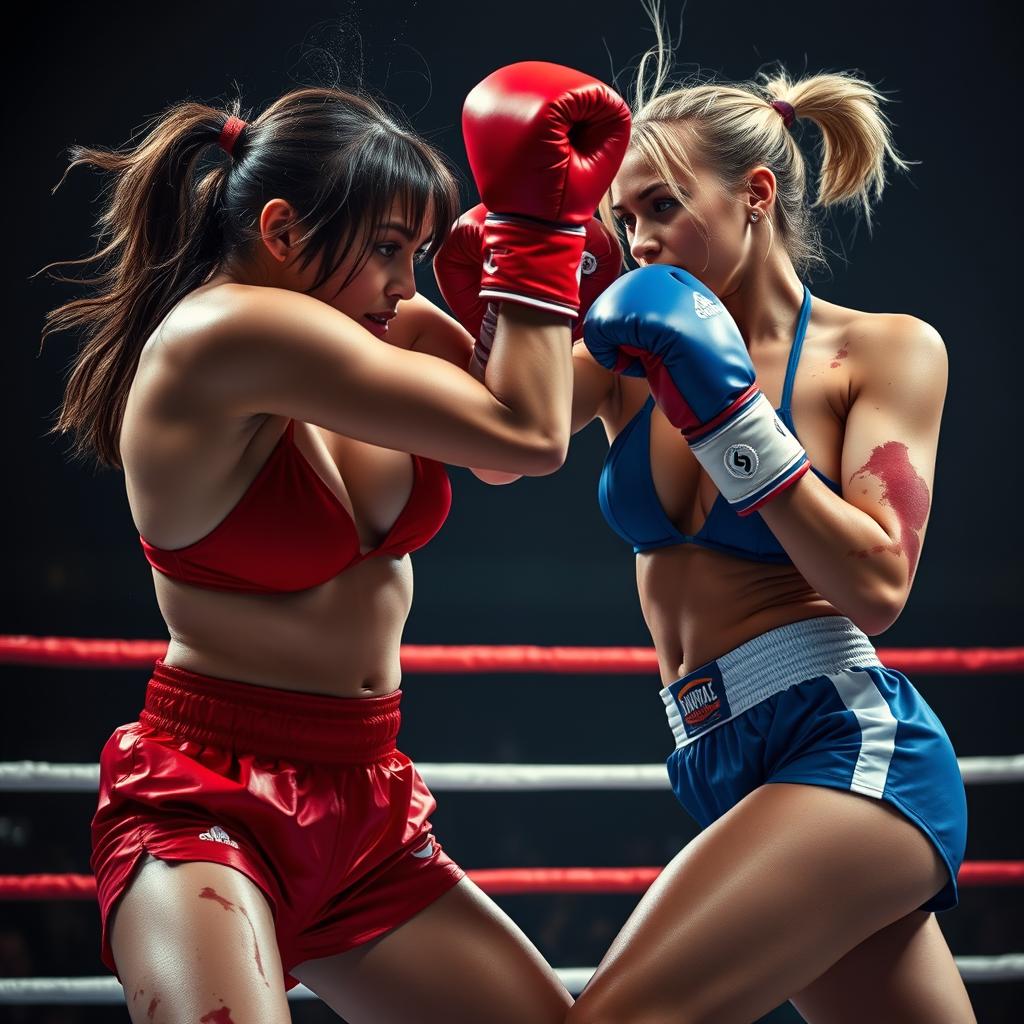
[91,661,465,987]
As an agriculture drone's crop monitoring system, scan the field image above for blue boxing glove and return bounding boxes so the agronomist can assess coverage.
[584,265,809,515]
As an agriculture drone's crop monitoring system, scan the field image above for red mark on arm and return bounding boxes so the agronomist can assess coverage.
[849,441,930,582]
[147,995,161,1019]
[198,887,269,987]
[200,1008,237,1024]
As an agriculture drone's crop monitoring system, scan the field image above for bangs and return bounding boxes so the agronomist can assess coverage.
[300,128,459,296]
[391,139,460,265]
[631,120,700,207]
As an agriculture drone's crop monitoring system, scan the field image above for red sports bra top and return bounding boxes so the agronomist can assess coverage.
[140,420,451,593]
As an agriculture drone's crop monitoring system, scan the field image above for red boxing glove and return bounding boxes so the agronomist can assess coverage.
[435,205,623,370]
[462,62,630,318]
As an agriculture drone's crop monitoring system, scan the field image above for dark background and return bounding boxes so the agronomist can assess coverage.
[2,0,1020,1020]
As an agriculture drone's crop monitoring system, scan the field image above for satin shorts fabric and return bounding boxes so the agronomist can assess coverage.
[91,661,464,986]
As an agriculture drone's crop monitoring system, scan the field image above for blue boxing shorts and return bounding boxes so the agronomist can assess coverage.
[662,616,966,911]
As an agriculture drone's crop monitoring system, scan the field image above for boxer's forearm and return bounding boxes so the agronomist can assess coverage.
[759,473,917,635]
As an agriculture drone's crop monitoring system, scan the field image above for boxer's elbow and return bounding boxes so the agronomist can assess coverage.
[844,575,908,637]
[518,428,569,475]
[471,467,524,486]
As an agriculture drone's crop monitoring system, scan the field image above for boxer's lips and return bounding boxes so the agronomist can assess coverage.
[364,311,396,337]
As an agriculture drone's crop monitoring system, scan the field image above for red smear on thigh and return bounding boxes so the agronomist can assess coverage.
[238,905,269,986]
[849,441,930,581]
[147,995,160,1019]
[199,1009,236,1024]
[198,887,268,986]
[199,886,235,912]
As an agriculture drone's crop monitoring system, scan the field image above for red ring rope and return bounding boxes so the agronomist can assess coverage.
[2,636,1022,674]
[2,862,1021,900]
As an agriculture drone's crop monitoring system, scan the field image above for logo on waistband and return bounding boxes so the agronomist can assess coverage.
[670,663,731,739]
[198,825,239,849]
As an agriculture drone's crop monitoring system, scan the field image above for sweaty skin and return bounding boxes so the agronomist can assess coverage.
[849,441,930,582]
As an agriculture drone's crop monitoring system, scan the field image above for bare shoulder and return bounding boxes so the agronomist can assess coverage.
[814,301,947,395]
[139,283,369,414]
[836,306,946,366]
[149,283,344,368]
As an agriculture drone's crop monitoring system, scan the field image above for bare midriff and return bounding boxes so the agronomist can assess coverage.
[155,553,414,697]
[636,539,839,687]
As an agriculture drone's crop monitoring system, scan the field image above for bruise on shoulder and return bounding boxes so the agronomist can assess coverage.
[847,441,930,583]
[829,337,851,369]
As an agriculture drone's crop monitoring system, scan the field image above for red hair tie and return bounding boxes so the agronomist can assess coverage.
[770,100,796,130]
[218,116,247,157]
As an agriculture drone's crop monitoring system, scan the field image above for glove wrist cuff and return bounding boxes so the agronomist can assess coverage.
[689,391,810,516]
[480,213,586,317]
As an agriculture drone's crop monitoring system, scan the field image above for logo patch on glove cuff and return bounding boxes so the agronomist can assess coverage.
[580,250,598,276]
[693,293,723,320]
[725,443,759,478]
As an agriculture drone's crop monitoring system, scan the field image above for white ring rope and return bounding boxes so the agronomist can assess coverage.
[1,957,1022,1004]
[2,755,1023,792]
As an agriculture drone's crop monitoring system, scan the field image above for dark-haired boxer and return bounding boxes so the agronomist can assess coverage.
[46,64,628,1023]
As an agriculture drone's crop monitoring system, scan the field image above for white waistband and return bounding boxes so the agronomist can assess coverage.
[660,616,882,748]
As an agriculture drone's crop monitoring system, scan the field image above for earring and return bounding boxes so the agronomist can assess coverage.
[750,211,760,223]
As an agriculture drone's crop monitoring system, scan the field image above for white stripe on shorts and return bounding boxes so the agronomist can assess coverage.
[829,669,898,798]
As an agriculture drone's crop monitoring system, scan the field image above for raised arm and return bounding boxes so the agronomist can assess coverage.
[468,340,619,486]
[433,60,629,487]
[159,284,573,476]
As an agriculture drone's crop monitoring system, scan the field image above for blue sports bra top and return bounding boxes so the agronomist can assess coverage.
[597,287,841,564]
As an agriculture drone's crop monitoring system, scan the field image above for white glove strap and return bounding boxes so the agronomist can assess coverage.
[689,392,807,509]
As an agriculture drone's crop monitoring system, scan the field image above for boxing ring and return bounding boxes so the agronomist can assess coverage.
[1,635,1022,1005]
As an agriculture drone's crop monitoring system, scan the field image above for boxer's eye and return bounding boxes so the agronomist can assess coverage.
[653,198,678,214]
